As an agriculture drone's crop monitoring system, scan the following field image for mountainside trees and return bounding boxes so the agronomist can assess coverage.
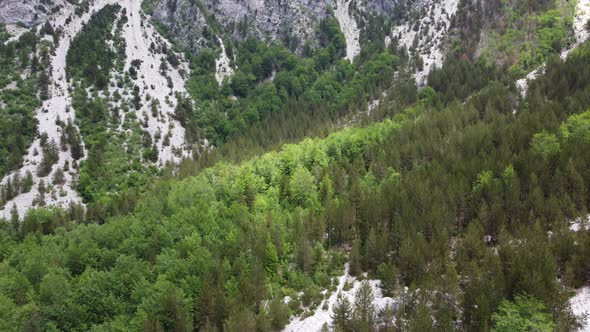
[1,37,590,329]
[1,1,590,330]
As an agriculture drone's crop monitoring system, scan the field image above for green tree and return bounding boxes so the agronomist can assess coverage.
[349,237,362,276]
[352,281,376,331]
[492,295,554,332]
[290,166,317,208]
[332,293,352,332]
[265,235,279,275]
[531,131,560,159]
[268,297,290,330]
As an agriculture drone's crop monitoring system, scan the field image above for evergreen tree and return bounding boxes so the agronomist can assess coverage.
[349,237,362,276]
[492,295,554,332]
[352,281,376,332]
[265,235,279,275]
[332,293,352,332]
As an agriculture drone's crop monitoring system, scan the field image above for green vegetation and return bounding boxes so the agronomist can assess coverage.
[185,13,400,146]
[0,32,42,177]
[3,0,590,330]
[66,4,124,89]
[2,37,590,330]
[65,5,158,217]
[492,295,554,332]
[477,0,575,76]
[0,31,50,207]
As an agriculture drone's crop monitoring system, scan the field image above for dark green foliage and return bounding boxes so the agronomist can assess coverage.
[66,4,121,89]
[2,6,590,332]
[37,137,59,177]
[332,293,353,331]
[188,36,399,146]
[0,33,42,180]
[319,15,347,58]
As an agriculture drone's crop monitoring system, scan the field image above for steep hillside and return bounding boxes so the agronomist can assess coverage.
[146,0,389,56]
[1,1,590,330]
[1,39,590,329]
[387,0,460,85]
[0,0,69,26]
[0,0,195,219]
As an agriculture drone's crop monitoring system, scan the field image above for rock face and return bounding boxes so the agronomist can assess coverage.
[388,0,460,85]
[151,0,210,52]
[151,0,399,54]
[0,0,67,26]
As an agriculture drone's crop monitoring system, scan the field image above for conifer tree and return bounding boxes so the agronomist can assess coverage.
[332,293,352,332]
[265,235,279,275]
[353,281,376,331]
[349,237,362,276]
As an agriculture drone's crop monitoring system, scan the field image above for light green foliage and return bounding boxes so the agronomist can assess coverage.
[531,131,560,158]
[560,110,590,141]
[265,236,279,275]
[492,295,554,332]
[289,166,318,208]
[473,170,495,192]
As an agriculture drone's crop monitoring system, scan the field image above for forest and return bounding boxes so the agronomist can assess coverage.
[0,32,589,330]
[0,0,589,331]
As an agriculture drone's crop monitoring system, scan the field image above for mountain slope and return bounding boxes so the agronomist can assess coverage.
[0,0,195,219]
[1,1,590,330]
[0,40,590,329]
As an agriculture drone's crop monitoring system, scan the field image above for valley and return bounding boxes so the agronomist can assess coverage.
[0,0,589,331]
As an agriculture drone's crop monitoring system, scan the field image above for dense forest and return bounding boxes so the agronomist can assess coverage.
[1,32,590,331]
[184,13,399,146]
[0,0,590,331]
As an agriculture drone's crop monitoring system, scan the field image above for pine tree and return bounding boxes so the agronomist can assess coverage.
[349,237,362,276]
[10,204,18,224]
[352,281,376,332]
[265,235,279,275]
[23,171,34,193]
[53,168,65,186]
[332,293,352,332]
[364,227,379,270]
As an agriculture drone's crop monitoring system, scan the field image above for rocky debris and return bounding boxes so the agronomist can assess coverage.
[0,0,68,26]
[151,0,210,53]
[117,0,191,165]
[335,0,361,62]
[0,0,193,219]
[215,36,234,84]
[0,0,119,220]
[151,0,398,54]
[570,287,590,332]
[284,263,399,332]
[389,0,460,86]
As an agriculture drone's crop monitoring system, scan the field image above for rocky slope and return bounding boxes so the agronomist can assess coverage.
[150,0,397,55]
[387,0,460,85]
[0,0,192,219]
[0,0,68,26]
